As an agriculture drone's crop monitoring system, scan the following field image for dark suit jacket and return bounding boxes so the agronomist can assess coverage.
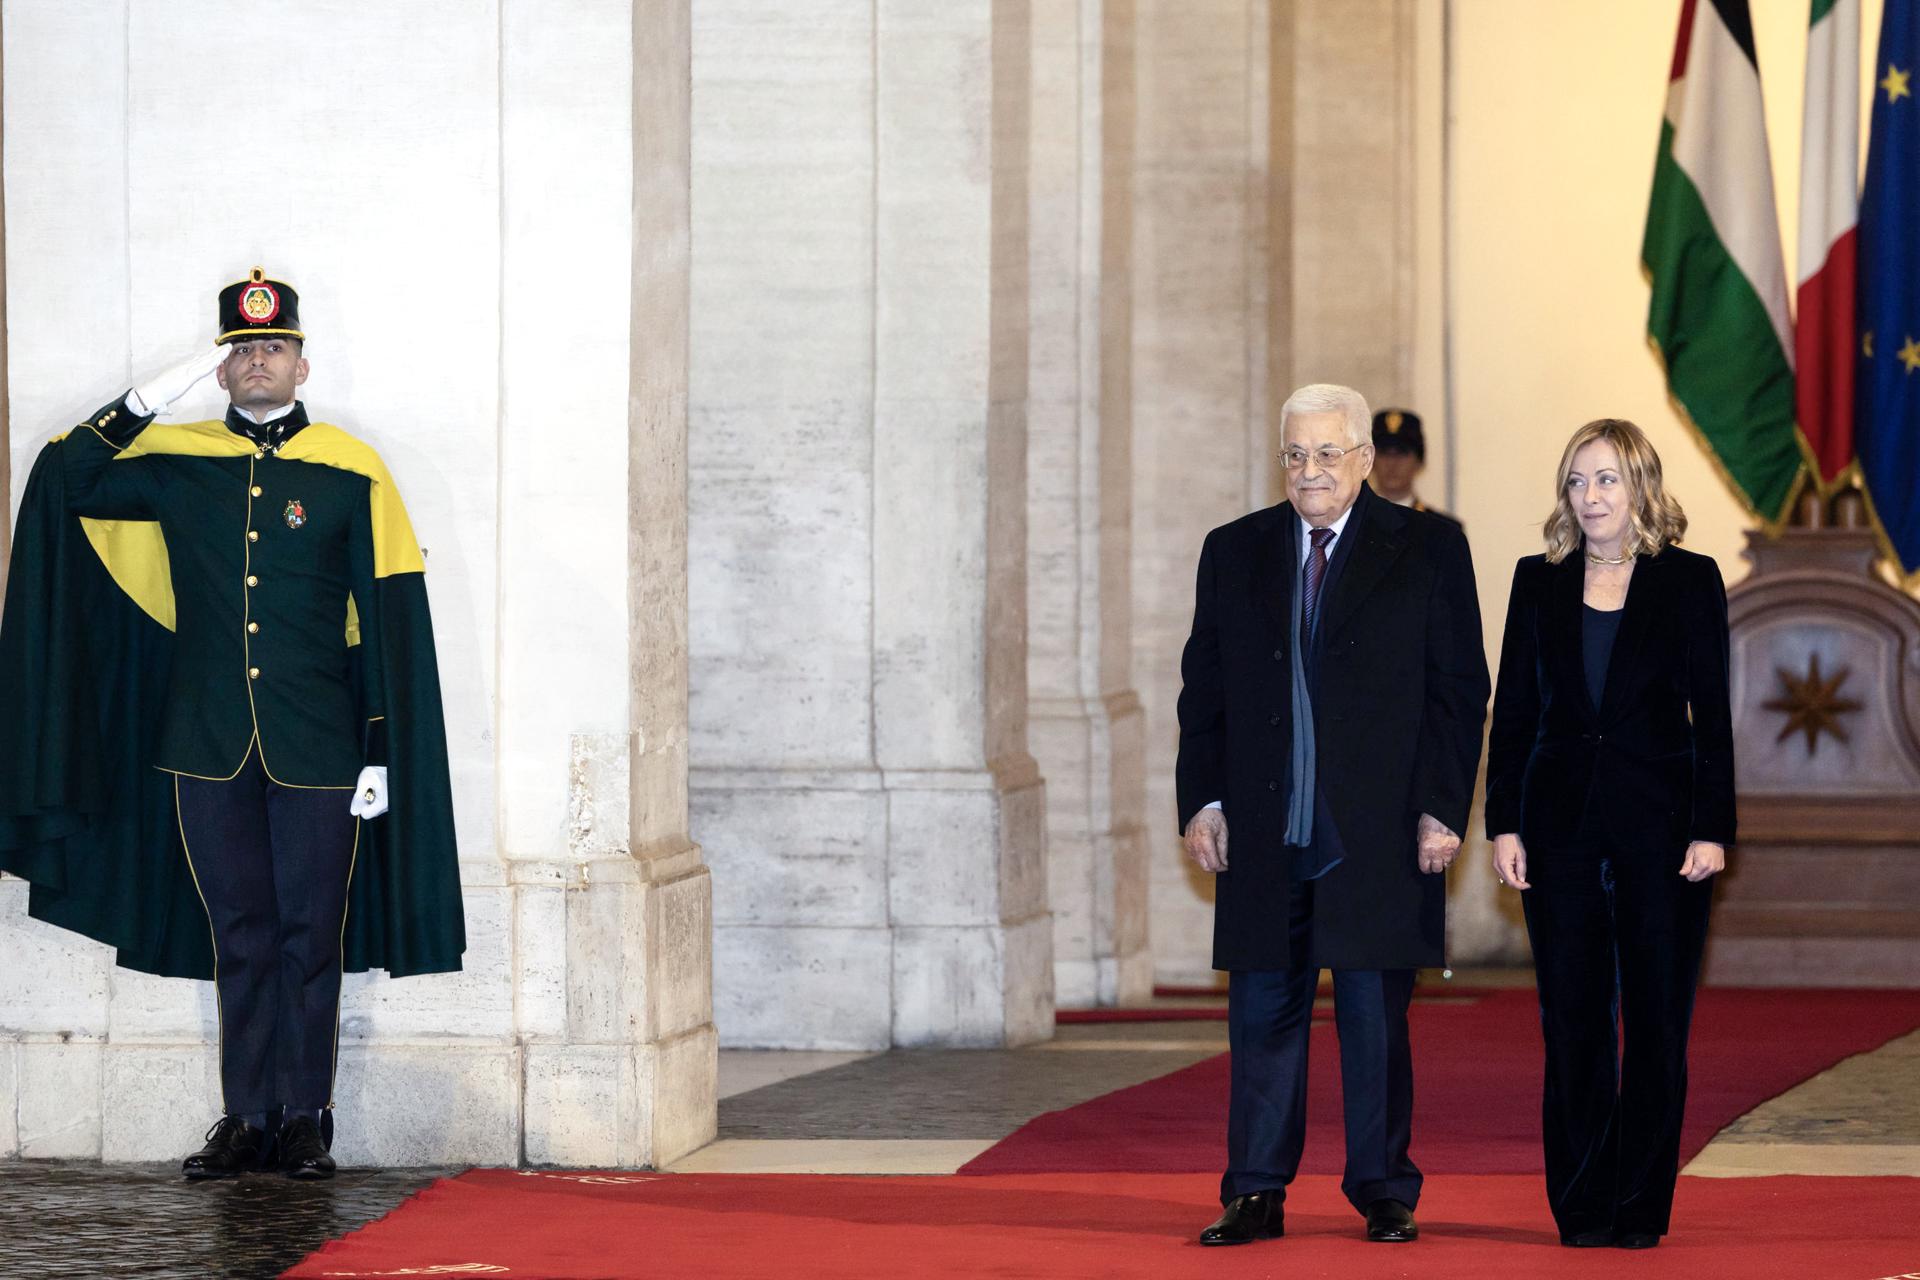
[1484,544,1736,855]
[1176,485,1491,970]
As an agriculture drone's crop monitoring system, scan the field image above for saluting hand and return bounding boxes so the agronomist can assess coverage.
[129,344,229,417]
[1416,812,1460,874]
[1184,808,1229,874]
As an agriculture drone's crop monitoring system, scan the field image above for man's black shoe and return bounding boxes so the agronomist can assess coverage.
[1199,1193,1284,1246]
[1616,1231,1660,1249]
[181,1116,273,1180]
[1364,1198,1418,1242]
[1562,1229,1617,1247]
[279,1114,336,1181]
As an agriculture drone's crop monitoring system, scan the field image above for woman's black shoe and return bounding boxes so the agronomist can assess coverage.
[181,1116,273,1180]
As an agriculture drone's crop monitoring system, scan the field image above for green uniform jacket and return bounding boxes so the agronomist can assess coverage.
[0,397,465,979]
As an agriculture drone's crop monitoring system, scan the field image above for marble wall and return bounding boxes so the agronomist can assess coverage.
[691,0,1052,1048]
[1,0,714,1167]
[1133,0,1454,982]
[1131,0,1276,984]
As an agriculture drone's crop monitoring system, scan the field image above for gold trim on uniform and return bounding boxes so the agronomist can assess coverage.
[174,777,231,1113]
[214,325,306,345]
[329,821,362,1108]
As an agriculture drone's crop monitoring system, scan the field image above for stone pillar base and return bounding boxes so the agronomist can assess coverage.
[519,852,716,1169]
[887,764,1053,1047]
[3,856,717,1169]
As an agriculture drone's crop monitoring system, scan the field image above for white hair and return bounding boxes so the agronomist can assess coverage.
[1279,383,1371,448]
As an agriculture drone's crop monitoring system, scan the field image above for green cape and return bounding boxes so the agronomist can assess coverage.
[0,428,465,979]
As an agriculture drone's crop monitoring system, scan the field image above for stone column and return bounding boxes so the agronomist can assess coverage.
[1028,0,1150,1008]
[510,0,716,1169]
[875,0,1050,1047]
[692,0,1049,1048]
[1285,0,1418,403]
[689,0,891,1050]
[1132,0,1273,985]
[624,0,718,1167]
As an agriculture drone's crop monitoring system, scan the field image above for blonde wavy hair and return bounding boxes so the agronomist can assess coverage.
[1543,418,1687,563]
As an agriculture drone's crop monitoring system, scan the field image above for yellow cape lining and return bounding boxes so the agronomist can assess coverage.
[71,419,424,637]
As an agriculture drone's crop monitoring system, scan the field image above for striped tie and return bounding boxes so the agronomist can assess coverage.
[1302,526,1333,640]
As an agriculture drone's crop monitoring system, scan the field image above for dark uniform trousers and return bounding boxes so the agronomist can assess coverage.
[176,747,359,1115]
[1223,876,1421,1212]
[1520,816,1714,1239]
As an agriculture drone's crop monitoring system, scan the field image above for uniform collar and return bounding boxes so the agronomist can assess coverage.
[226,400,310,448]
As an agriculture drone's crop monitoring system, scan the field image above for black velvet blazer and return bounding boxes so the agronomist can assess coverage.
[1484,544,1736,855]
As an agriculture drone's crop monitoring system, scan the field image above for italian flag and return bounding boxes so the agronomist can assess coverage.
[1798,0,1860,488]
[1643,0,1804,524]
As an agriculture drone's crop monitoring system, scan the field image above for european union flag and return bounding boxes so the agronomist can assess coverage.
[1859,0,1920,574]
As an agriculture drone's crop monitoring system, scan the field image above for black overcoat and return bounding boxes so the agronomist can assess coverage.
[1175,486,1491,970]
[1484,545,1736,856]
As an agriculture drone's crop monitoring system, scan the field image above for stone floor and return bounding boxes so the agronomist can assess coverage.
[0,1162,450,1280]
[1685,1026,1920,1176]
[3,975,1916,1275]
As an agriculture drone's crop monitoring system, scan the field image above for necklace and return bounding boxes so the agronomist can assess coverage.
[1585,550,1632,566]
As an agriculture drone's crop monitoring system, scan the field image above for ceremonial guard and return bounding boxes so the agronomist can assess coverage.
[1367,408,1461,528]
[0,270,464,1180]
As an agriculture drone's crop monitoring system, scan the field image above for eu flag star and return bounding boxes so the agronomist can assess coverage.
[1884,64,1913,103]
[1901,335,1920,373]
[1865,330,1876,358]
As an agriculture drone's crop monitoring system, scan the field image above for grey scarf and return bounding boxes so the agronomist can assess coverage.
[1284,537,1316,847]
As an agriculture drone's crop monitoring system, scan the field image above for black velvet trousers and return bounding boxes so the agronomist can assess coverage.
[174,747,359,1116]
[1520,829,1714,1240]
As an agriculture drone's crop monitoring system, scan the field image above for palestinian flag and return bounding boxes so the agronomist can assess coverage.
[1643,0,1804,525]
[1798,0,1861,489]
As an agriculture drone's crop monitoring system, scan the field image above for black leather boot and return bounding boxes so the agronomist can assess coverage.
[181,1116,273,1180]
[279,1113,337,1180]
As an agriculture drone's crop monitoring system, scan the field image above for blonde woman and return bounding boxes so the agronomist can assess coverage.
[1484,419,1734,1251]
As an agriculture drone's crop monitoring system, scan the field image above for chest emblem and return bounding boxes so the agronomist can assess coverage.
[284,499,307,529]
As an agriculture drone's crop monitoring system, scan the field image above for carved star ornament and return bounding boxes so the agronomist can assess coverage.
[1762,653,1862,755]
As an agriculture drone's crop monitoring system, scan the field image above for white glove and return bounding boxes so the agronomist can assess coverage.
[128,344,228,417]
[350,766,390,819]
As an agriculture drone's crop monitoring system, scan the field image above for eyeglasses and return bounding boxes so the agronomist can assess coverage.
[1278,443,1370,471]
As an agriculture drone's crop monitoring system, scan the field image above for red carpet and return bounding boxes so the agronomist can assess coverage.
[287,1171,1920,1279]
[1057,989,1477,1022]
[965,987,1920,1175]
[1057,1007,1235,1022]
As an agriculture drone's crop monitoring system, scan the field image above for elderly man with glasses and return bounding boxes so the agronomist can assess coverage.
[1176,383,1490,1248]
